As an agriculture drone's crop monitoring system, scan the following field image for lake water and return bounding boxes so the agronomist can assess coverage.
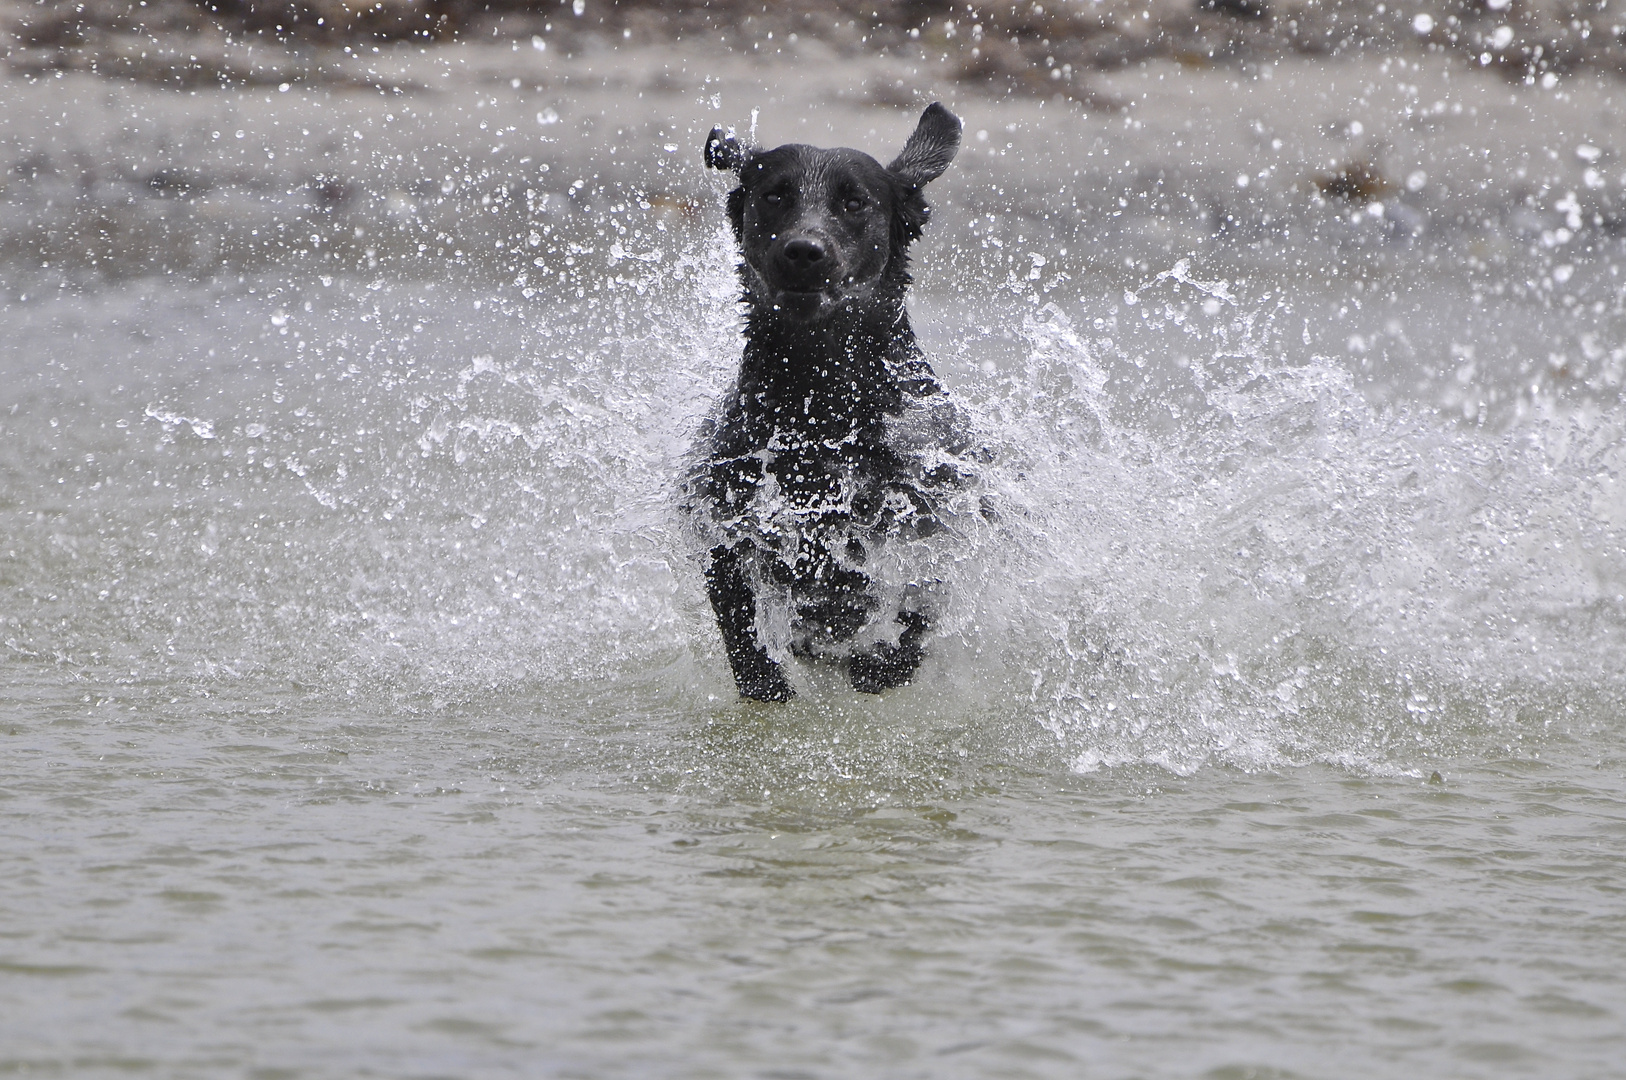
[3,51,1626,1079]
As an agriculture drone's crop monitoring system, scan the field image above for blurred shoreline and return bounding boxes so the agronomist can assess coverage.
[2,0,1623,418]
[3,1,1620,278]
[7,1,1626,89]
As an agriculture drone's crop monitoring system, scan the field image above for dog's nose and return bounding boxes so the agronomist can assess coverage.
[781,238,828,267]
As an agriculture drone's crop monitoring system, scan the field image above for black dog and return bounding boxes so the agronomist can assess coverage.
[687,103,977,702]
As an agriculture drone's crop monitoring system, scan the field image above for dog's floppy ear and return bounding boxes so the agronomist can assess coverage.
[888,102,961,188]
[704,127,750,173]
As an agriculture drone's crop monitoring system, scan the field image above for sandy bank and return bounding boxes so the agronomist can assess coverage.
[2,15,1621,284]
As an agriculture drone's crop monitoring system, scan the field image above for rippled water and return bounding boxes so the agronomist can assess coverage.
[5,70,1626,1078]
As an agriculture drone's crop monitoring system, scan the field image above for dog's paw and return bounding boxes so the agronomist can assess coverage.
[848,642,923,694]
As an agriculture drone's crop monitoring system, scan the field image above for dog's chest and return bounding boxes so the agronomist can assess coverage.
[704,395,956,545]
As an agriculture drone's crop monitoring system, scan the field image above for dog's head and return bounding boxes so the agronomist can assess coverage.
[705,103,961,323]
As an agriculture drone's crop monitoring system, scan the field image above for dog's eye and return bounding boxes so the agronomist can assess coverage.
[763,191,786,206]
[842,197,865,213]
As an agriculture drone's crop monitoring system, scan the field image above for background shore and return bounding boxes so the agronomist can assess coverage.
[4,0,1624,421]
[5,0,1623,274]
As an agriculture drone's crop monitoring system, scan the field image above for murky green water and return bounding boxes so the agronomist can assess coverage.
[4,51,1626,1079]
[6,685,1624,1077]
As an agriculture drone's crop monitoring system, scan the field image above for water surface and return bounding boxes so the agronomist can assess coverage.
[4,49,1626,1080]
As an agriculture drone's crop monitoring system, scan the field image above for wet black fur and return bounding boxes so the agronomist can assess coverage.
[689,104,967,701]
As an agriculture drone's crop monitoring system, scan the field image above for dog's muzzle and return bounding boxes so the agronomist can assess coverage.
[765,235,844,319]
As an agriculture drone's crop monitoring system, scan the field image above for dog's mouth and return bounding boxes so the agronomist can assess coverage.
[750,257,878,321]
[772,288,835,320]
[769,277,878,321]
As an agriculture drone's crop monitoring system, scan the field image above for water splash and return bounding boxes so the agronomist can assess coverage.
[5,219,1622,779]
[942,290,1625,775]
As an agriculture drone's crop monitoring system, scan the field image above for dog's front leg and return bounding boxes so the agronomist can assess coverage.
[704,542,794,702]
